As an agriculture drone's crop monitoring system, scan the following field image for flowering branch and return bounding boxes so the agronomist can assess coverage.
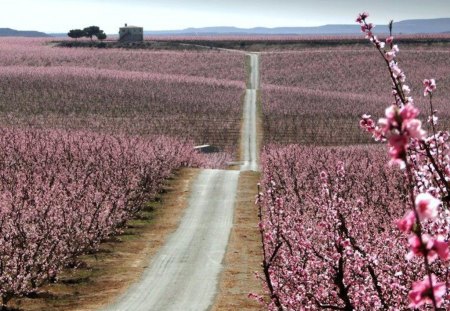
[357,12,449,309]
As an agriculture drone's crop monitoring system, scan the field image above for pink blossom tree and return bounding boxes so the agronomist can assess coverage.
[0,128,204,307]
[256,13,450,310]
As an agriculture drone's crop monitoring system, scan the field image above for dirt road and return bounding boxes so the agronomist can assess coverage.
[104,53,260,311]
[241,54,259,172]
[105,169,239,311]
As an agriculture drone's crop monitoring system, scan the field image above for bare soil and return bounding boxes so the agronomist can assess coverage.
[9,168,199,311]
[211,171,265,311]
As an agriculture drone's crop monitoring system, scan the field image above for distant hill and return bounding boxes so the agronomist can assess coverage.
[11,17,449,38]
[0,28,50,37]
[393,18,450,34]
[144,18,450,36]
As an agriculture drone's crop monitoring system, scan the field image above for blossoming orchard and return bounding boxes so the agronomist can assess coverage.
[256,13,450,310]
[1,6,450,311]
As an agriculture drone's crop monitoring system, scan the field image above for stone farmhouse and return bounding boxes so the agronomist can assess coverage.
[119,24,144,42]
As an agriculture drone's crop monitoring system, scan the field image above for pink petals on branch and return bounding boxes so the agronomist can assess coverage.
[360,101,425,151]
[386,36,394,45]
[395,211,416,233]
[374,103,425,167]
[407,234,449,262]
[404,119,425,140]
[403,191,444,263]
[415,192,440,220]
[400,103,425,140]
[356,12,450,309]
[359,114,375,132]
[387,134,408,165]
[409,274,446,308]
[423,78,437,96]
[399,103,419,120]
[356,12,369,23]
[384,51,396,62]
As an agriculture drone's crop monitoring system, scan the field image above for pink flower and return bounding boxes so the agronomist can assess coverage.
[402,85,410,94]
[432,236,450,261]
[391,64,402,78]
[403,119,425,140]
[386,36,394,44]
[407,234,448,262]
[423,79,436,96]
[359,115,375,132]
[407,234,431,260]
[356,12,369,23]
[399,103,419,121]
[376,119,389,136]
[385,51,396,61]
[409,274,446,308]
[388,134,408,159]
[415,193,440,220]
[385,105,397,121]
[361,23,375,33]
[396,211,416,233]
[405,96,414,105]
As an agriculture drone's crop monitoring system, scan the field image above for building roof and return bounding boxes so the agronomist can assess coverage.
[120,25,143,29]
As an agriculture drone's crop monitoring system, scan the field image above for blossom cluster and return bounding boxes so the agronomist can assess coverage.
[357,12,450,309]
[256,13,450,311]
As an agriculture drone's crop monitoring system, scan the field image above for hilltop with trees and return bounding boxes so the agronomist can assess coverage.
[68,26,107,40]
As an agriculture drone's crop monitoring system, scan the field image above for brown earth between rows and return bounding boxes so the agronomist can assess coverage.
[211,171,265,311]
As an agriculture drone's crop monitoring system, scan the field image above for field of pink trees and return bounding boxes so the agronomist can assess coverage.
[0,128,207,305]
[0,37,247,306]
[260,44,450,145]
[256,13,450,310]
[0,38,246,81]
[144,34,450,43]
[258,145,414,309]
[0,66,244,154]
[0,38,246,158]
[2,11,450,310]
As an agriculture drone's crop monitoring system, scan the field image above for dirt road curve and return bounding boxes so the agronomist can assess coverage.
[241,53,259,172]
[104,53,259,311]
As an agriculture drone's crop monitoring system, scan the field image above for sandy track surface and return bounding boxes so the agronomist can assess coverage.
[104,169,239,311]
[241,53,259,172]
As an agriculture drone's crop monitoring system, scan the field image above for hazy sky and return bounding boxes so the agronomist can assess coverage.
[2,0,450,33]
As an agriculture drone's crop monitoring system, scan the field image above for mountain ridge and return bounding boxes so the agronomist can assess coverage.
[142,18,450,36]
[0,28,50,37]
[4,18,450,37]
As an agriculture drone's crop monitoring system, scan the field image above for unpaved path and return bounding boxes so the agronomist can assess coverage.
[104,53,260,311]
[105,169,239,311]
[241,54,259,172]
